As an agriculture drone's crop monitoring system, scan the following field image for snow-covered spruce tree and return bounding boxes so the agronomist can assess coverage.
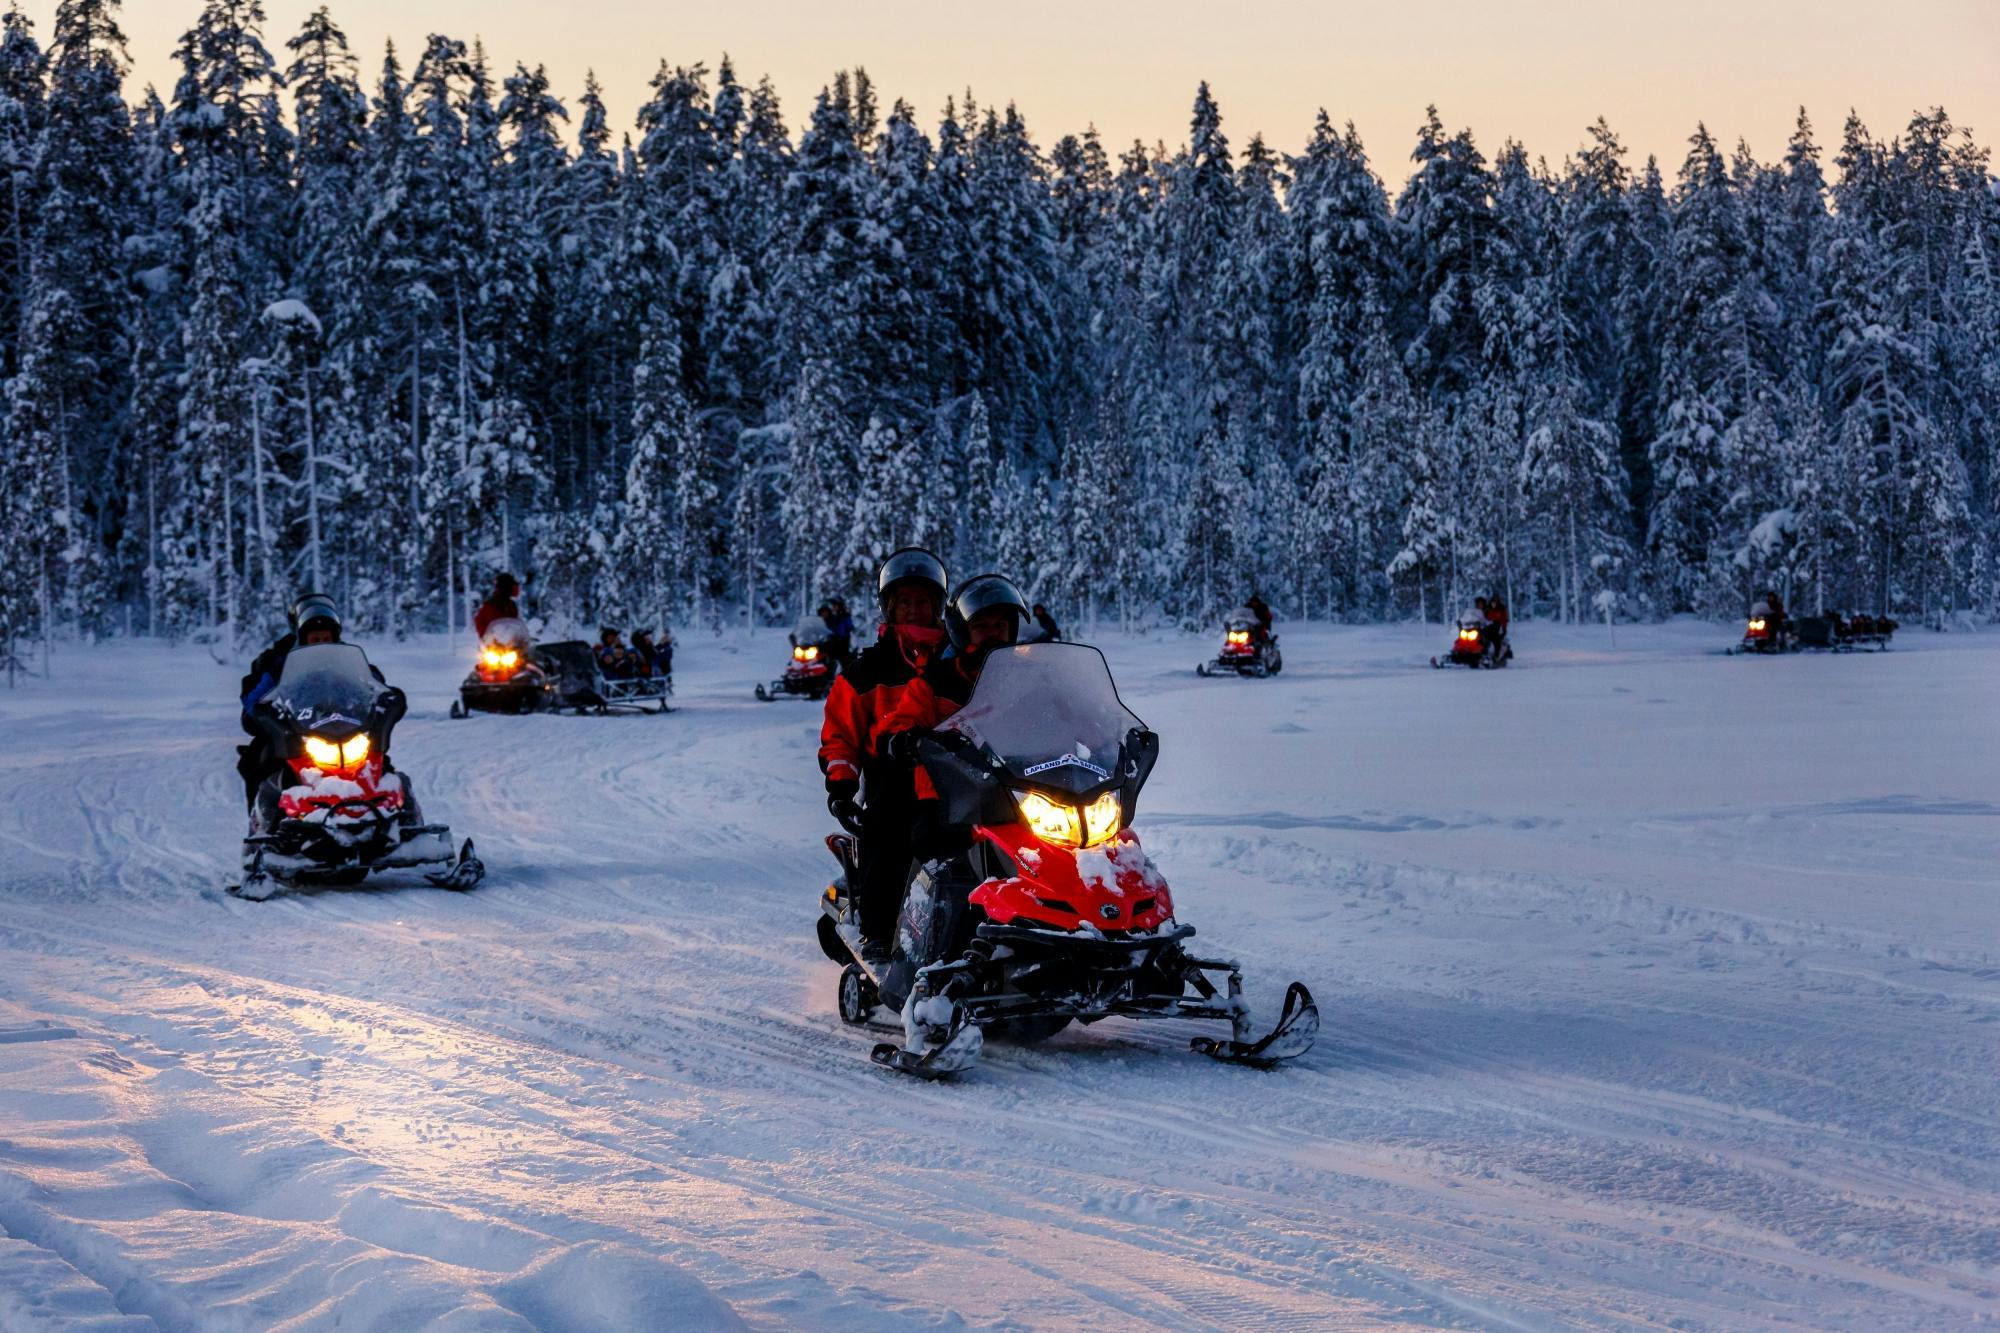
[1646,125,1747,611]
[160,0,294,642]
[1396,106,1495,407]
[0,4,44,388]
[3,0,135,647]
[610,290,691,631]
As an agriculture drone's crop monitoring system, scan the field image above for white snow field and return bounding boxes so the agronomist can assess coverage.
[0,620,1995,1330]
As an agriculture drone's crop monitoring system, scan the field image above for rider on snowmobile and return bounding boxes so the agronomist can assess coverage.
[882,574,1030,854]
[820,548,951,963]
[238,593,384,806]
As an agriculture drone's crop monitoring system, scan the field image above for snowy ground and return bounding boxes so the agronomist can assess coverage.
[0,618,1995,1330]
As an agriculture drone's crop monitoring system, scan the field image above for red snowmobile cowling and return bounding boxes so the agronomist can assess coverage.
[277,751,406,822]
[967,822,1177,935]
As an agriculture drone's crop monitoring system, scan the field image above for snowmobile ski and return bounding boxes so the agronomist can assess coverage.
[1189,981,1319,1066]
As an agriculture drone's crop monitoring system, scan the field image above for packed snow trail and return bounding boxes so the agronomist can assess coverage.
[0,623,1994,1330]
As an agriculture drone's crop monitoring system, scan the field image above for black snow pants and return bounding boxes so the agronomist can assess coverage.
[857,759,918,948]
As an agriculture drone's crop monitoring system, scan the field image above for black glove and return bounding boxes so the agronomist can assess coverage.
[825,775,859,822]
[883,729,927,766]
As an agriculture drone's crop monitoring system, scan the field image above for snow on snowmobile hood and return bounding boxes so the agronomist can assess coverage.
[480,617,533,653]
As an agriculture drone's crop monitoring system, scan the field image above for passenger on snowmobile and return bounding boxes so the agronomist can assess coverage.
[825,598,856,669]
[883,573,1031,814]
[473,572,521,638]
[238,593,381,806]
[819,548,950,963]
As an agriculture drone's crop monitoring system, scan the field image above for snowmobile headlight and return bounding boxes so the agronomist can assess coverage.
[1226,629,1250,645]
[1747,618,1766,632]
[482,646,519,669]
[1016,790,1084,848]
[795,645,819,661]
[1081,791,1122,848]
[1459,627,1480,641]
[304,733,369,772]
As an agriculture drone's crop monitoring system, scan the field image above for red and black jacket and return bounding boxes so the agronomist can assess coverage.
[881,654,982,800]
[818,626,946,785]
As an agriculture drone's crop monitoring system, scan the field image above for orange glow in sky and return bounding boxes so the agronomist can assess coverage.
[24,0,2000,172]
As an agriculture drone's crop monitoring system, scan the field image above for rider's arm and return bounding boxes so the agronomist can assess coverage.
[819,673,868,785]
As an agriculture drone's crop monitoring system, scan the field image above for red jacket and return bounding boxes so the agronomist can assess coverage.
[1483,602,1509,630]
[818,625,946,784]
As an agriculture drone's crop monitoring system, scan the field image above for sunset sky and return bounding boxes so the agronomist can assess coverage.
[23,0,2000,175]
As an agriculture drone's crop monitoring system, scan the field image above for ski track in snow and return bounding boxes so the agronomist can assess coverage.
[0,621,1995,1330]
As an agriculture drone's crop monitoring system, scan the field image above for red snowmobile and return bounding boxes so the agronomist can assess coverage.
[1727,598,1795,655]
[1196,607,1282,677]
[238,643,482,900]
[756,616,837,701]
[451,616,556,716]
[816,642,1317,1078]
[1432,614,1512,668]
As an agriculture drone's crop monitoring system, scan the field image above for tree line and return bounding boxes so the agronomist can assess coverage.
[2,0,1996,666]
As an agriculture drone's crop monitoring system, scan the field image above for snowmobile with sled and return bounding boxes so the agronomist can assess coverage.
[1431,615,1512,668]
[756,616,837,702]
[450,616,557,717]
[237,642,483,901]
[815,641,1318,1078]
[473,638,672,715]
[1196,607,1282,678]
[1726,599,1796,655]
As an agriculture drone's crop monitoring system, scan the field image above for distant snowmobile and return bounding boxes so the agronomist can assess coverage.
[1727,598,1795,655]
[1431,614,1512,669]
[816,642,1318,1078]
[756,616,837,702]
[236,643,482,900]
[451,616,556,716]
[1196,607,1282,678]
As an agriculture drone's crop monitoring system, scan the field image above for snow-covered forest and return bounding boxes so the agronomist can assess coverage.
[2,0,1997,655]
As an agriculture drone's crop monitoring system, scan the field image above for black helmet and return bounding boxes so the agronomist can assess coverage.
[876,547,948,615]
[945,573,1028,653]
[288,592,341,638]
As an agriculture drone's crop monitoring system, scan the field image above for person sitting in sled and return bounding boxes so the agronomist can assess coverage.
[630,628,672,679]
[237,593,384,806]
[820,548,950,963]
[596,627,638,679]
[473,572,521,638]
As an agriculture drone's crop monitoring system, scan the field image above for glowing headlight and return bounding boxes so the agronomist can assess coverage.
[482,647,519,669]
[1459,628,1480,641]
[1014,790,1122,849]
[1081,791,1121,847]
[1226,630,1250,645]
[795,645,819,661]
[1747,618,1766,632]
[303,733,370,771]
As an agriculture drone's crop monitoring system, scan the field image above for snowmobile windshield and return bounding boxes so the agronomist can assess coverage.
[265,643,384,731]
[940,643,1146,788]
[1225,607,1259,629]
[481,617,533,652]
[793,616,831,647]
